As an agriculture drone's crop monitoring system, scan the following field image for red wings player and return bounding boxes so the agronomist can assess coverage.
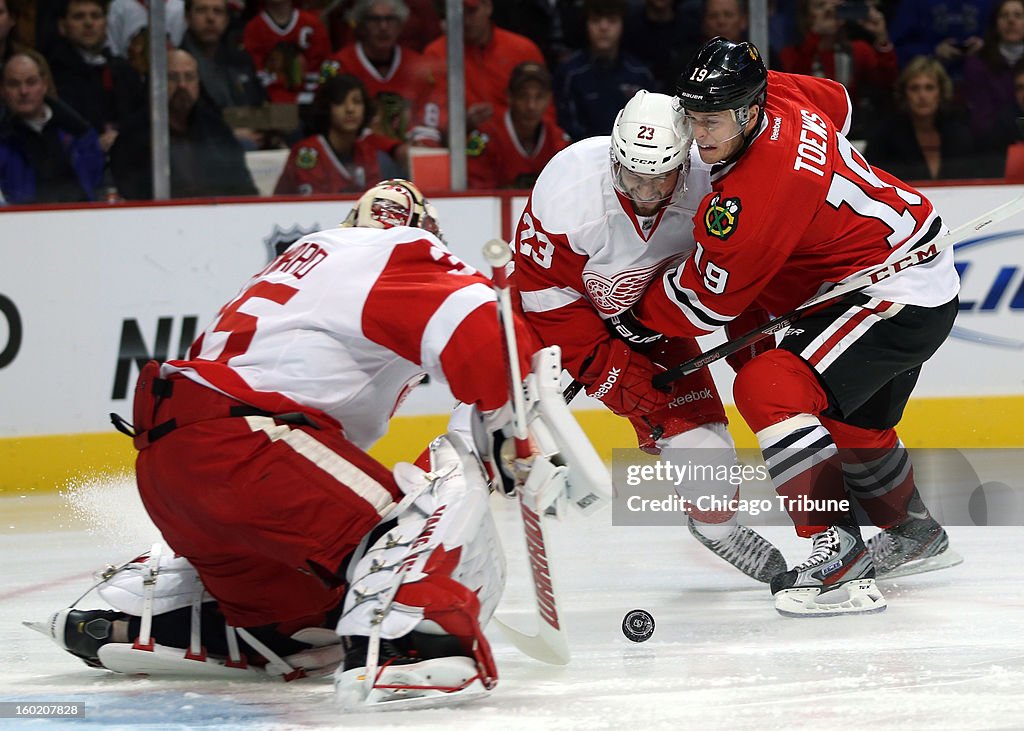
[512,89,787,583]
[28,181,544,708]
[634,38,962,616]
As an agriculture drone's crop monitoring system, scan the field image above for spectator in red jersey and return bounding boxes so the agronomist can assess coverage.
[467,61,570,189]
[423,0,548,133]
[244,0,330,104]
[320,0,442,147]
[779,0,897,139]
[322,0,441,52]
[275,72,402,194]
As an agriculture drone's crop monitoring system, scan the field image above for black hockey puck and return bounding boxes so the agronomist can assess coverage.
[621,609,655,642]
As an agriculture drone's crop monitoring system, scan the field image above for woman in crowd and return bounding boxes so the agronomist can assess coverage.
[274,72,402,195]
[963,0,1024,152]
[865,55,980,180]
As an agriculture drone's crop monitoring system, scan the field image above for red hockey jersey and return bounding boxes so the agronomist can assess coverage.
[273,133,394,195]
[243,9,332,103]
[467,111,570,189]
[636,71,959,337]
[323,44,442,145]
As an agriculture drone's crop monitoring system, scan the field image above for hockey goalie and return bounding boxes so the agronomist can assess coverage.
[25,180,609,709]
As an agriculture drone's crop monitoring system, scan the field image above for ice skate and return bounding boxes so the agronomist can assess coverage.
[771,525,886,617]
[335,633,492,711]
[867,514,963,579]
[24,608,126,668]
[687,516,788,583]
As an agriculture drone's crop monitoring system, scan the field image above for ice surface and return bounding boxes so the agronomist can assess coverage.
[2,474,1023,730]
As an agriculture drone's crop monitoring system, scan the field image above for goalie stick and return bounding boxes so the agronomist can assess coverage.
[650,193,1024,389]
[482,238,571,666]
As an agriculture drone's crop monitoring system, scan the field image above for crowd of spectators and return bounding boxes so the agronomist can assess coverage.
[0,0,1021,204]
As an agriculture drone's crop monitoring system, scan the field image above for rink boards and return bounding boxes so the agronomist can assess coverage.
[1,185,1023,492]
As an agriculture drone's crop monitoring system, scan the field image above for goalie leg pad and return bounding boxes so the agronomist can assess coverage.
[336,434,505,708]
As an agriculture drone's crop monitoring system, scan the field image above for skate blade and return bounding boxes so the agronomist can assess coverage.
[775,579,887,617]
[336,659,492,712]
[877,549,963,580]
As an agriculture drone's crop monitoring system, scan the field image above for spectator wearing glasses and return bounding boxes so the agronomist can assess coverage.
[321,0,441,147]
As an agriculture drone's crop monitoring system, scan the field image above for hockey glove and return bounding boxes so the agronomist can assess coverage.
[583,340,672,417]
[724,307,775,373]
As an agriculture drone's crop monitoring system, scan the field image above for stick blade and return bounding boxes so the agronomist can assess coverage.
[492,616,570,665]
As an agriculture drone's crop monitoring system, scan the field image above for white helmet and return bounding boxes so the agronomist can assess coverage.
[341,179,443,239]
[610,90,692,206]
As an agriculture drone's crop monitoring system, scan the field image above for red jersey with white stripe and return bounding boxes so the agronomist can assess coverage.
[244,9,331,70]
[273,133,392,195]
[163,226,536,449]
[512,136,712,376]
[243,9,331,103]
[467,110,571,189]
[636,71,959,337]
[324,44,442,146]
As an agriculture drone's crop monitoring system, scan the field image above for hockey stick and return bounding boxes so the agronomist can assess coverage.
[652,193,1024,389]
[482,238,571,666]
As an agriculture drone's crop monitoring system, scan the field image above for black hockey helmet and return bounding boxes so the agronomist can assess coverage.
[676,37,768,114]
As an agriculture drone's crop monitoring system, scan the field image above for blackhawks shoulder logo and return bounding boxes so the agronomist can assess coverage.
[704,194,742,240]
[296,146,319,170]
[466,130,489,157]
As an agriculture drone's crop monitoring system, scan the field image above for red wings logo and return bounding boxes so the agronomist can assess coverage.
[583,262,665,314]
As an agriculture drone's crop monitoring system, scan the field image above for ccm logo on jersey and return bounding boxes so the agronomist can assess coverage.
[592,367,621,398]
[793,109,828,177]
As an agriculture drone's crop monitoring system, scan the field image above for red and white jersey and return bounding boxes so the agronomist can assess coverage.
[637,71,960,337]
[467,110,571,189]
[273,133,392,195]
[164,226,536,449]
[323,44,442,146]
[243,9,332,71]
[512,136,712,376]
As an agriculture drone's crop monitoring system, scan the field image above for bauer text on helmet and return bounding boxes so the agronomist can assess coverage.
[676,37,767,165]
[610,90,692,214]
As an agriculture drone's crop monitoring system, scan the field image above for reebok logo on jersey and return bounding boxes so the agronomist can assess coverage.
[770,116,782,140]
[592,368,621,398]
[704,194,742,240]
[667,387,713,408]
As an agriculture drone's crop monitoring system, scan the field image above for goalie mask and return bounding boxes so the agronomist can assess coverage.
[342,179,444,240]
[610,90,692,215]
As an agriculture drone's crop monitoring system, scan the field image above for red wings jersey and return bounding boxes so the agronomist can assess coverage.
[324,44,442,145]
[273,133,389,195]
[638,71,960,338]
[244,9,332,69]
[512,136,712,375]
[467,111,571,189]
[163,226,535,449]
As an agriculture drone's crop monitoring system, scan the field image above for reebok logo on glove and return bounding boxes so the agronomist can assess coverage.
[584,342,672,417]
[592,367,621,399]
